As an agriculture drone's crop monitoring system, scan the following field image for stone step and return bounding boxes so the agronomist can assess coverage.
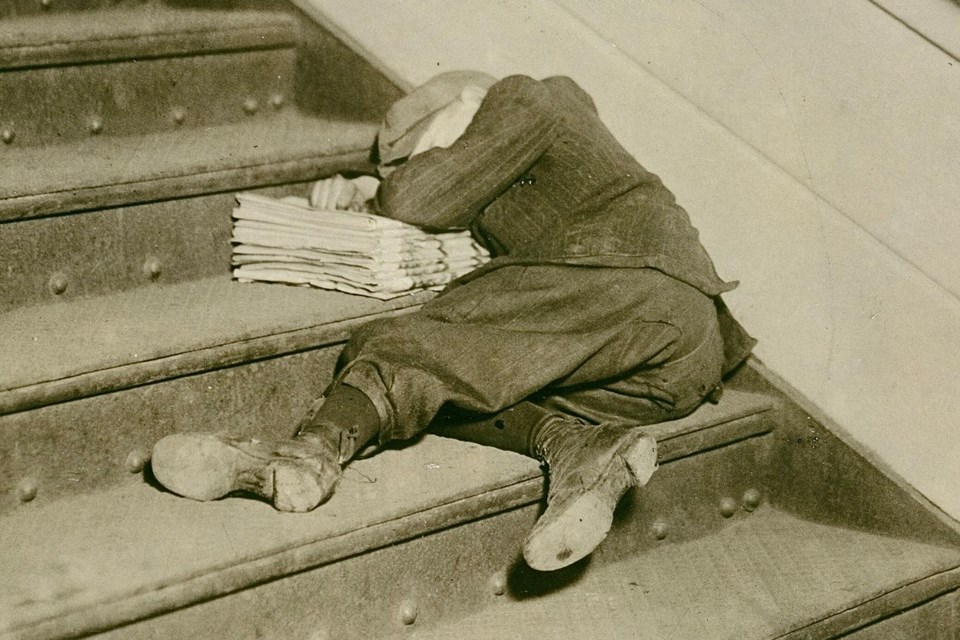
[0,109,377,223]
[0,389,787,639]
[0,5,295,71]
[403,509,960,640]
[0,275,432,511]
[0,1,403,310]
[0,114,379,310]
[0,5,302,147]
[0,0,147,20]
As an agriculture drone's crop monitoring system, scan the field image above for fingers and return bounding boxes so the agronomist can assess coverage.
[309,175,376,212]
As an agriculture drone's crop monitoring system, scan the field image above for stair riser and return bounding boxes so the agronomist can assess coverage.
[83,433,777,640]
[0,183,316,311]
[737,364,960,549]
[0,49,294,147]
[2,343,344,515]
[0,0,144,18]
[0,349,771,518]
[835,590,957,640]
[599,423,775,559]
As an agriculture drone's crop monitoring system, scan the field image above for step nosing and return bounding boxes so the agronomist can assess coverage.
[0,306,424,415]
[2,146,363,203]
[0,11,298,71]
[1,38,297,72]
[6,476,543,637]
[0,122,379,222]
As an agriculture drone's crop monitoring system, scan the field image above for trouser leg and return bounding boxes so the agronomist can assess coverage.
[430,401,556,457]
[336,265,713,445]
[295,383,381,463]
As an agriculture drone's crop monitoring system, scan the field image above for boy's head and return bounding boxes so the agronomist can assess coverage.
[378,70,496,169]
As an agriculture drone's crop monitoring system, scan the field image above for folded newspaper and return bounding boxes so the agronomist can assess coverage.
[232,176,490,299]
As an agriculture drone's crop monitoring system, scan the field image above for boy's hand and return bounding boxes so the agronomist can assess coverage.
[310,175,379,212]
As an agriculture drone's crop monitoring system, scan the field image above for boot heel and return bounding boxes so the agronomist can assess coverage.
[623,435,658,486]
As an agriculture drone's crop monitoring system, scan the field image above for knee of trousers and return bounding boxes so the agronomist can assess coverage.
[338,315,408,365]
[651,324,726,417]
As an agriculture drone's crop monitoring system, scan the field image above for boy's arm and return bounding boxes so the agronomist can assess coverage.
[377,75,560,231]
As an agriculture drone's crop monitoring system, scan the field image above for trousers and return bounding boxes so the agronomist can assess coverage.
[334,264,728,445]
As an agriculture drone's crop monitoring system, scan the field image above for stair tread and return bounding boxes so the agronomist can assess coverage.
[405,508,960,640]
[0,275,431,409]
[0,6,296,70]
[0,435,541,636]
[0,390,776,637]
[0,112,379,221]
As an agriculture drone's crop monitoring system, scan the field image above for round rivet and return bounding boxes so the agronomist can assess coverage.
[1,128,14,144]
[489,571,507,596]
[652,520,669,540]
[143,257,162,280]
[399,600,418,625]
[48,272,68,295]
[269,93,285,109]
[17,478,38,503]
[40,0,52,8]
[242,97,259,114]
[719,497,737,518]
[89,117,104,135]
[124,450,147,474]
[171,108,186,125]
[743,488,763,512]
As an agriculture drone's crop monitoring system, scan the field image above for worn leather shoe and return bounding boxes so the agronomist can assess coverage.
[523,419,658,571]
[151,433,341,512]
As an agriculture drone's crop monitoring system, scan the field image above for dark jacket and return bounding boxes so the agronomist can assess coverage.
[378,74,755,372]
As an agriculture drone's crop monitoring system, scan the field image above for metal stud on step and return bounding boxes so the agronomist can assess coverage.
[719,497,737,518]
[17,478,38,503]
[143,257,162,280]
[242,97,259,115]
[48,272,68,295]
[171,108,186,126]
[89,117,104,135]
[270,93,285,109]
[1,128,13,144]
[399,600,418,625]
[742,488,762,512]
[40,0,52,8]
[125,450,147,474]
[489,571,507,596]
[652,520,669,540]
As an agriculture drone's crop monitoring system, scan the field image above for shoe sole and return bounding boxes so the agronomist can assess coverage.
[151,434,333,512]
[523,432,657,571]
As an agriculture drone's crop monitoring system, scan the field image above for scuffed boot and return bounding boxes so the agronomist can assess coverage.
[523,419,658,571]
[151,433,341,512]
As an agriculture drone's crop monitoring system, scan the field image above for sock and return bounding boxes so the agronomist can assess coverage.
[296,383,381,462]
[430,401,557,458]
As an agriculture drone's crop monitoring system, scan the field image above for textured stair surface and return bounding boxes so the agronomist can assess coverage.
[0,0,402,309]
[402,509,960,640]
[0,6,302,149]
[0,390,778,639]
[0,1,148,19]
[0,114,378,221]
[0,278,433,510]
[1,437,541,639]
[1,277,429,407]
[0,6,295,70]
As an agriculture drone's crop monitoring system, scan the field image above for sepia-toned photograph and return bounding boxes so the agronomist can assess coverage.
[2,1,959,638]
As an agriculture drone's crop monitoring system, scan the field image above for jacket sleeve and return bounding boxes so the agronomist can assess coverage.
[542,75,598,114]
[376,75,560,230]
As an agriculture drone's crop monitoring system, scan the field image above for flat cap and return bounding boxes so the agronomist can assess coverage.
[378,70,497,164]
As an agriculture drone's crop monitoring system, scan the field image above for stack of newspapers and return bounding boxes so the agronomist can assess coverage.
[231,176,490,299]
